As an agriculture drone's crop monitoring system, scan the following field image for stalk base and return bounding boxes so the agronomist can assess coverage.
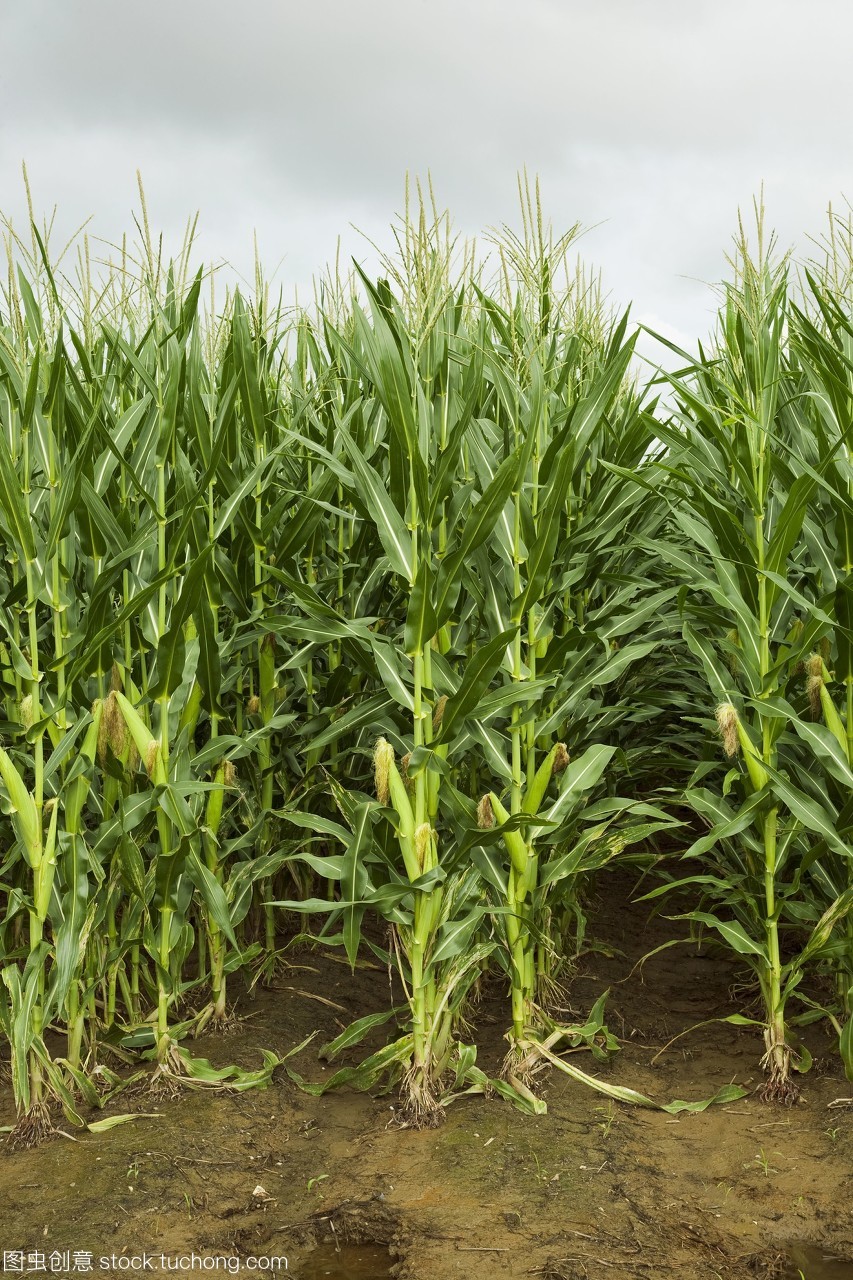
[397,1065,444,1129]
[144,1047,193,1098]
[757,1071,800,1106]
[194,1005,242,1037]
[8,1102,55,1150]
[759,1041,800,1106]
[501,1041,541,1091]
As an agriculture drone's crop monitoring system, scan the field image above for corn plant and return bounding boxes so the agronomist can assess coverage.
[460,216,676,1077]
[645,211,853,1100]
[4,180,827,1145]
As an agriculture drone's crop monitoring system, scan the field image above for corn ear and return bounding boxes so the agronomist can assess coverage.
[65,701,103,834]
[488,790,529,876]
[819,685,848,757]
[736,719,770,792]
[389,763,419,881]
[34,800,59,922]
[113,692,167,785]
[522,742,569,815]
[0,747,41,868]
[205,760,228,836]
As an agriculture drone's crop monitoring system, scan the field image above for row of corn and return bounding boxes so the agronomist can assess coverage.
[1,188,852,1143]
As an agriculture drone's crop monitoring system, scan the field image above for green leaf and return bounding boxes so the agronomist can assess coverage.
[87,1113,162,1132]
[514,443,575,621]
[341,803,372,968]
[684,912,768,959]
[764,763,850,859]
[430,907,492,966]
[534,1039,746,1111]
[319,1007,405,1061]
[683,622,735,706]
[438,628,517,742]
[783,712,853,788]
[186,851,238,949]
[339,430,413,582]
[539,745,616,829]
[148,548,212,699]
[836,574,853,684]
[371,638,414,711]
[232,294,267,446]
[841,1013,853,1082]
[404,559,437,654]
[0,424,36,561]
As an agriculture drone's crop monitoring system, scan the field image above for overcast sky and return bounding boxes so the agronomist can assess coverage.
[2,0,852,356]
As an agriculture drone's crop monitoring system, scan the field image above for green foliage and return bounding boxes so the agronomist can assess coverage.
[3,182,853,1138]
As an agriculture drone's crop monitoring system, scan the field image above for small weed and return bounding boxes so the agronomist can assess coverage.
[744,1148,779,1178]
[596,1102,617,1138]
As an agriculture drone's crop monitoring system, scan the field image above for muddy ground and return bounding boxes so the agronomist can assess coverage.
[3,876,853,1280]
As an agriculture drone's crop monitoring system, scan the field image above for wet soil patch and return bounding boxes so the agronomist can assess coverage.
[299,1242,394,1279]
[781,1241,853,1278]
[3,875,853,1279]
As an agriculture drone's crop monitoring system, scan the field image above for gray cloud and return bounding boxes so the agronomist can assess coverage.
[2,0,852,348]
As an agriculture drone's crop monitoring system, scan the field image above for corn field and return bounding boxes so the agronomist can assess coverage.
[4,183,853,1147]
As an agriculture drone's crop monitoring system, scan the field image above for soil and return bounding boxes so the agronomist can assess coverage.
[3,874,853,1280]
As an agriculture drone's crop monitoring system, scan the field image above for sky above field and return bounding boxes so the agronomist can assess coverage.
[1,0,851,357]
